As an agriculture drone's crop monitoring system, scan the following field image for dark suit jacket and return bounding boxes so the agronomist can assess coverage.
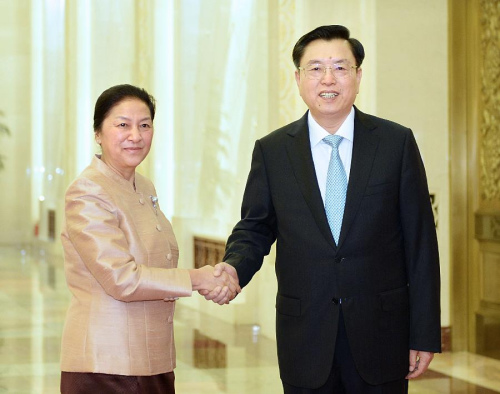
[224,108,441,388]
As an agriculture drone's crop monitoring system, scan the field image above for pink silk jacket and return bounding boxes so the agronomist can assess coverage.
[60,156,192,376]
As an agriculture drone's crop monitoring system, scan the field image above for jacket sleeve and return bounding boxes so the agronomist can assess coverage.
[224,140,277,287]
[399,130,441,352]
[63,178,192,302]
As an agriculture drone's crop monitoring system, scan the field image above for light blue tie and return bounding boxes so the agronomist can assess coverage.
[323,135,347,244]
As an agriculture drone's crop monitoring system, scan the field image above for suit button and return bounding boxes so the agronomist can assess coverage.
[334,257,344,264]
[139,198,145,204]
[332,298,339,305]
[166,253,172,261]
[156,224,162,231]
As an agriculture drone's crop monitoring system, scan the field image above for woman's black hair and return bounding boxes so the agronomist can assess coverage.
[93,84,156,132]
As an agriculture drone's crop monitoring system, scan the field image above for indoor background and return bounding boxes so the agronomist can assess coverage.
[0,0,498,393]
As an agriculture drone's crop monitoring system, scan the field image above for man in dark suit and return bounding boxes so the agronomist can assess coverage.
[209,25,441,393]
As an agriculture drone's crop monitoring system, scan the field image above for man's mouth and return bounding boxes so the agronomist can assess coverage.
[320,92,339,99]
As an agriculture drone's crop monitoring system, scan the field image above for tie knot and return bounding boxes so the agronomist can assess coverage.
[323,134,343,149]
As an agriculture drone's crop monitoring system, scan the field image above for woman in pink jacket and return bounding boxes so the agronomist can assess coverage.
[60,84,239,393]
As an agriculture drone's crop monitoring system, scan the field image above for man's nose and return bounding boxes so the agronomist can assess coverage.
[321,67,337,83]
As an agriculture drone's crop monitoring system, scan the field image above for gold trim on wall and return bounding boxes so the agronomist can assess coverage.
[450,0,500,355]
[476,213,500,242]
[475,0,500,359]
[479,0,500,205]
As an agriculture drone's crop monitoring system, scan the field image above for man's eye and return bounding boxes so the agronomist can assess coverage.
[118,123,127,127]
[308,66,322,71]
[141,124,151,128]
[334,65,347,71]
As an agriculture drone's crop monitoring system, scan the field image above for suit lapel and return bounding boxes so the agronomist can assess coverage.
[337,108,380,249]
[285,109,380,251]
[285,112,337,251]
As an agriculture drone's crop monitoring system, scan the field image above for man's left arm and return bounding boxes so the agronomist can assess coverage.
[399,130,441,374]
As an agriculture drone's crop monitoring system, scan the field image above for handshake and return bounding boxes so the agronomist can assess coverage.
[189,263,240,305]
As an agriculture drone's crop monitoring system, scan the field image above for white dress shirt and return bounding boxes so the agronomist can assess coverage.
[308,107,355,204]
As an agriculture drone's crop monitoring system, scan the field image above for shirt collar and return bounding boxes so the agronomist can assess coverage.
[308,107,355,148]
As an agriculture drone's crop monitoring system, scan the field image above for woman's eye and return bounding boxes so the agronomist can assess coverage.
[118,123,127,127]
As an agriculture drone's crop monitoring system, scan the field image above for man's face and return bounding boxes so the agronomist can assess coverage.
[295,39,362,126]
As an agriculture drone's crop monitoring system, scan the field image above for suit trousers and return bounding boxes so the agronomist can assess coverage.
[282,307,408,394]
[60,371,175,394]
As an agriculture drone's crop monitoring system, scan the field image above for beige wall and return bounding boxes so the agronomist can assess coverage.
[0,0,450,337]
[0,1,32,246]
[374,1,450,327]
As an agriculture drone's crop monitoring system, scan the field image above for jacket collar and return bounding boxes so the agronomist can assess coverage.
[285,107,380,250]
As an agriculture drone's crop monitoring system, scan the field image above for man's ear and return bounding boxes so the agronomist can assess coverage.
[356,67,363,93]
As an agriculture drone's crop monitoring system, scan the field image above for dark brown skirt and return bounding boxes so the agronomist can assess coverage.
[60,371,175,394]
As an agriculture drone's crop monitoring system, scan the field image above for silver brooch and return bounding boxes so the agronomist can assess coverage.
[150,195,158,215]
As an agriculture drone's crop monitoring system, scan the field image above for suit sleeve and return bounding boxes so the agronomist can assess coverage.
[63,178,192,301]
[399,130,441,352]
[224,140,277,287]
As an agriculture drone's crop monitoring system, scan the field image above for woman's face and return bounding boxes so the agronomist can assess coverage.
[96,98,153,181]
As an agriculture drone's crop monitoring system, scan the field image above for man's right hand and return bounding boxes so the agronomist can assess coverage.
[198,262,240,304]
